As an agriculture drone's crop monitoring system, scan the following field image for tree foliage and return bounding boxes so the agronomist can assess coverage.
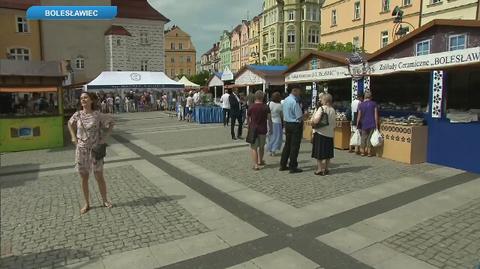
[188,70,211,86]
[266,57,296,66]
[318,42,365,53]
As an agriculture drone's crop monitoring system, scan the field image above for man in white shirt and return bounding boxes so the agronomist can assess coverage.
[220,91,231,126]
[193,90,200,106]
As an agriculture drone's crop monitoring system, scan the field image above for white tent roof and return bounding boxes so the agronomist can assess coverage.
[87,71,184,91]
[178,76,200,88]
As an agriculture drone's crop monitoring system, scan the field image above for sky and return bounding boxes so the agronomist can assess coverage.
[149,0,263,61]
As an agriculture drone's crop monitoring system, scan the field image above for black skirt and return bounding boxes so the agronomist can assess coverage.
[311,133,334,160]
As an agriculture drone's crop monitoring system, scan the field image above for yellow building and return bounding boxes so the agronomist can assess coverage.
[321,0,422,53]
[164,25,196,78]
[421,0,479,25]
[248,16,261,64]
[0,1,41,61]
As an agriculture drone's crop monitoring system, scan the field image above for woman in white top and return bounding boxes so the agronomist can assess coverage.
[266,92,283,156]
[311,93,336,176]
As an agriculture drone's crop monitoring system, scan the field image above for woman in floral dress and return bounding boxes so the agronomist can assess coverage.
[68,92,114,214]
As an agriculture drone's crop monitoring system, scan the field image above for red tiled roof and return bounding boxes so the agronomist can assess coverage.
[0,0,39,10]
[112,0,170,22]
[105,25,132,36]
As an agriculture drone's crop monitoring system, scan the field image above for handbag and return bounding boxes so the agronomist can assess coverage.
[245,127,257,144]
[311,106,329,129]
[79,114,107,160]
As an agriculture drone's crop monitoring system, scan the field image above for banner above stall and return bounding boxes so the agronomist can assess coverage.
[368,46,480,75]
[285,47,480,83]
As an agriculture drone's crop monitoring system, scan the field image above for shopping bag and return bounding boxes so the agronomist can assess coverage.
[370,129,384,147]
[350,130,361,146]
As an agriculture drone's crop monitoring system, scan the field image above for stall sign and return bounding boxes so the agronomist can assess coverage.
[369,47,480,75]
[285,66,350,83]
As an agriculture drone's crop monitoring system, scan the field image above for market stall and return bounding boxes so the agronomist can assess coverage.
[207,72,224,103]
[366,19,480,169]
[284,51,354,144]
[0,59,66,152]
[86,71,184,93]
[234,65,287,97]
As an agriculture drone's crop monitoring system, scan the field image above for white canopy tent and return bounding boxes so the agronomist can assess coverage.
[178,76,200,88]
[86,71,184,92]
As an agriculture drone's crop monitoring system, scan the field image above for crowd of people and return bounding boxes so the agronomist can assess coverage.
[235,87,379,175]
[94,91,177,114]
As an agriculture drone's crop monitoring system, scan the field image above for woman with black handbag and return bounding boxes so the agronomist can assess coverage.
[311,93,336,176]
[68,92,114,214]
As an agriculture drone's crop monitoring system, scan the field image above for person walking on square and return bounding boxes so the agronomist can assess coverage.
[280,88,304,173]
[220,90,231,126]
[229,88,243,140]
[266,92,283,156]
[248,91,272,170]
[68,92,114,214]
[186,92,194,122]
[311,93,336,176]
[349,93,363,154]
[357,91,379,157]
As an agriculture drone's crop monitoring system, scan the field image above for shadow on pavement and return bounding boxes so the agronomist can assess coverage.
[0,248,92,269]
[332,165,371,174]
[115,195,186,208]
[0,164,40,188]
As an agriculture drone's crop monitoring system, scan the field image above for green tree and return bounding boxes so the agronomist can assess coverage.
[267,57,296,66]
[318,42,364,53]
[188,70,211,86]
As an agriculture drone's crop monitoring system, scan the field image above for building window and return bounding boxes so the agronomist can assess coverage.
[353,36,360,49]
[312,8,319,21]
[354,2,361,20]
[381,31,389,48]
[382,0,390,12]
[179,43,183,49]
[308,28,320,44]
[8,48,30,60]
[116,39,121,46]
[331,10,337,26]
[449,34,466,51]
[416,40,431,56]
[140,33,149,45]
[171,43,175,50]
[287,29,295,43]
[271,30,275,44]
[288,10,295,21]
[141,60,148,71]
[180,56,185,63]
[188,69,191,75]
[431,0,442,4]
[403,0,411,6]
[171,57,175,63]
[180,68,184,74]
[187,56,191,63]
[75,57,85,69]
[16,16,29,33]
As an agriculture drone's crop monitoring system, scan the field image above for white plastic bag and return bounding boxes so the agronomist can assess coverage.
[370,129,384,147]
[350,130,361,146]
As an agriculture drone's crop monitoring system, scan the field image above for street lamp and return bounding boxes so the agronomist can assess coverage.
[391,6,415,41]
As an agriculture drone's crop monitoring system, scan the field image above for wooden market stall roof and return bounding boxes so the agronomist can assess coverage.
[284,51,351,74]
[0,86,58,93]
[207,72,224,87]
[368,19,480,62]
[233,65,288,86]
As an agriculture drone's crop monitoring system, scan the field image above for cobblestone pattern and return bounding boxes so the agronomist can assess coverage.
[190,142,442,208]
[383,198,480,269]
[136,125,238,151]
[0,166,209,269]
[1,145,118,167]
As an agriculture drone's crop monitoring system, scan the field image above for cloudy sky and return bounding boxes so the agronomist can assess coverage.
[149,0,263,61]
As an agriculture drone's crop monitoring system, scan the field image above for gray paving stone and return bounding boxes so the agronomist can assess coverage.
[189,142,442,208]
[0,165,208,269]
[383,197,480,269]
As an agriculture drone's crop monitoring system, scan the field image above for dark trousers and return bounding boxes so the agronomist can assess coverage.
[223,108,230,126]
[230,113,243,138]
[280,122,303,169]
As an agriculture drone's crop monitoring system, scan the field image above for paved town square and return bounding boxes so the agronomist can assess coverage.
[1,112,479,269]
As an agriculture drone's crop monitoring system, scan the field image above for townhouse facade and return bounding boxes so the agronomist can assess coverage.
[421,0,479,25]
[248,16,261,64]
[219,30,232,72]
[0,0,42,61]
[260,0,322,64]
[164,25,196,79]
[231,25,242,73]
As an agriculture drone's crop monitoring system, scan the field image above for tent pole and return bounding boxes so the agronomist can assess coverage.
[262,83,266,93]
[214,86,217,101]
[247,85,250,96]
